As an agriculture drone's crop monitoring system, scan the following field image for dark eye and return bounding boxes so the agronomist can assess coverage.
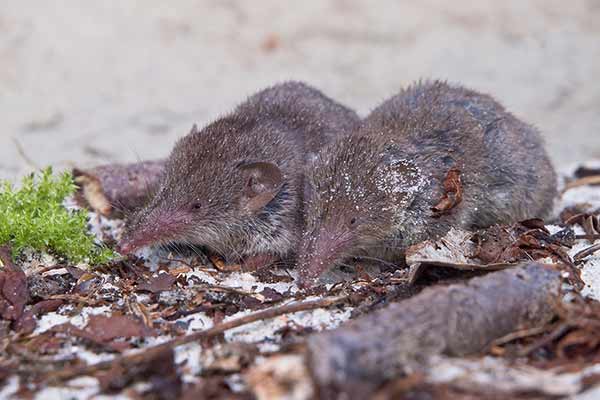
[349,217,357,226]
[190,202,202,211]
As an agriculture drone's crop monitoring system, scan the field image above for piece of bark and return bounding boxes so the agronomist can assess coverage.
[306,263,561,399]
[73,160,165,216]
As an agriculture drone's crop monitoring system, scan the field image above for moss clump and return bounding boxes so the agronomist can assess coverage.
[0,167,114,264]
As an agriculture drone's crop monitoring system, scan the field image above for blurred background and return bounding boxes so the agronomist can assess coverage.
[1,0,599,180]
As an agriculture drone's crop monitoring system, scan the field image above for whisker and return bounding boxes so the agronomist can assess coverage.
[336,262,356,270]
[352,255,399,268]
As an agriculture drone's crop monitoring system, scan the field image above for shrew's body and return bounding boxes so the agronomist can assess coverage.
[119,81,360,269]
[298,81,557,284]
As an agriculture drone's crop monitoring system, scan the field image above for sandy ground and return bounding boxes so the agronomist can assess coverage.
[1,0,599,181]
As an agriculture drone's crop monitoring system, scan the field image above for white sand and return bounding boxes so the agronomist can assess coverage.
[1,0,599,181]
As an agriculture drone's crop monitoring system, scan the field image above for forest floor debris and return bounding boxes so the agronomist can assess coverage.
[1,162,600,399]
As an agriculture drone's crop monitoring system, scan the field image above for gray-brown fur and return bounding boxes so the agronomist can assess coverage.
[298,80,557,283]
[118,81,360,264]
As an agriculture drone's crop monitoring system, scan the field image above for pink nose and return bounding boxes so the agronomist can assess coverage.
[117,240,136,255]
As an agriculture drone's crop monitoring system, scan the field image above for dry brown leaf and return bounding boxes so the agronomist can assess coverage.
[210,256,241,272]
[0,247,29,322]
[432,168,463,215]
[85,314,155,342]
[136,272,177,293]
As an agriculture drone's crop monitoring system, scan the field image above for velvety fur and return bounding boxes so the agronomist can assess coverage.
[299,80,557,282]
[119,81,360,263]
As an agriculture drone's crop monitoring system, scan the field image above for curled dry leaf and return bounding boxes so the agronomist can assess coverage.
[54,314,157,348]
[210,256,242,272]
[520,218,550,233]
[471,225,524,264]
[0,271,28,321]
[65,265,87,280]
[0,247,29,322]
[431,168,462,215]
[471,221,573,266]
[259,287,284,303]
[136,272,178,293]
[84,314,156,342]
[31,299,64,314]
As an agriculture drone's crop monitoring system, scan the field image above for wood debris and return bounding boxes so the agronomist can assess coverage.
[73,160,165,217]
[1,161,600,398]
[306,263,560,399]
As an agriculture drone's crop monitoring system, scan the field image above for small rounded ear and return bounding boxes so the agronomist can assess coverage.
[238,161,284,213]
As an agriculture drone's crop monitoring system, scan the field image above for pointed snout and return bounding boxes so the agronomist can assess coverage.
[117,227,154,254]
[297,229,351,288]
[297,257,332,288]
[116,237,139,255]
[117,224,164,255]
[117,207,191,256]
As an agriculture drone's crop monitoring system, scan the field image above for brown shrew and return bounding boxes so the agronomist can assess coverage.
[118,81,360,270]
[298,80,557,285]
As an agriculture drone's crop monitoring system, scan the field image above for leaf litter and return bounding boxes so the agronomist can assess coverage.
[1,162,600,398]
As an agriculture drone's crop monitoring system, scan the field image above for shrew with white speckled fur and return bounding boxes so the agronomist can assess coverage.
[118,81,360,270]
[298,81,557,286]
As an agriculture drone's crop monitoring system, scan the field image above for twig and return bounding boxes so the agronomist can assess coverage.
[491,323,557,347]
[198,284,267,300]
[159,257,218,275]
[45,295,347,383]
[562,175,600,193]
[46,294,107,306]
[575,234,600,241]
[517,322,570,357]
[12,137,39,170]
[574,243,600,262]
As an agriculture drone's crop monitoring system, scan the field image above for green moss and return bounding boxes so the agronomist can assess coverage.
[0,167,115,264]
